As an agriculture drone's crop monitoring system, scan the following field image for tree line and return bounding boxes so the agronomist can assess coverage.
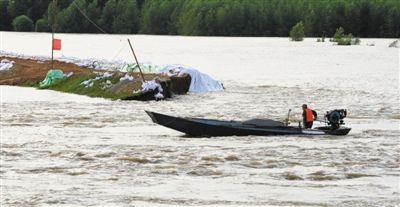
[1,0,399,38]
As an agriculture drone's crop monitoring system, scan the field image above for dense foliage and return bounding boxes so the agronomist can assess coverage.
[289,21,304,41]
[0,0,399,37]
[12,15,34,31]
[35,19,50,32]
[331,27,361,45]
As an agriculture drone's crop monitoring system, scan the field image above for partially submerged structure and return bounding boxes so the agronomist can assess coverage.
[0,56,223,101]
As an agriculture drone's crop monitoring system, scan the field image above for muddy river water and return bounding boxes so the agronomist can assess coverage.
[1,32,399,206]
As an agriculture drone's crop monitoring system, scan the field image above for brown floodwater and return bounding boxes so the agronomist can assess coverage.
[1,33,399,206]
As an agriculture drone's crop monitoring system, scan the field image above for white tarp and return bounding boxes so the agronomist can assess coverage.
[160,65,224,93]
[0,59,15,71]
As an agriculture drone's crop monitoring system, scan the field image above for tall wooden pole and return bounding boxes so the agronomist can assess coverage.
[127,39,145,82]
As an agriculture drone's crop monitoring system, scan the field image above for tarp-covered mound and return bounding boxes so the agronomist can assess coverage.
[39,69,66,88]
[119,63,224,93]
[160,65,224,93]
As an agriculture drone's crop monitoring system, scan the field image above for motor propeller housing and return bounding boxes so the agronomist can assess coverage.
[325,109,347,129]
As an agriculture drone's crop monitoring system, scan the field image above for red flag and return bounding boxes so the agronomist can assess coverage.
[53,38,61,50]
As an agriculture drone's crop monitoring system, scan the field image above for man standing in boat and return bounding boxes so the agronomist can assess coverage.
[302,104,317,128]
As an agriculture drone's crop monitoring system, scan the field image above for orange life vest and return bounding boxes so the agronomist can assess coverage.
[304,108,314,122]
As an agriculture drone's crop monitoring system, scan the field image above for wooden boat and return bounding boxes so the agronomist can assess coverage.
[145,111,351,137]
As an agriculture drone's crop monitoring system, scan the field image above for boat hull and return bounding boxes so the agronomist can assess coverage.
[145,111,351,137]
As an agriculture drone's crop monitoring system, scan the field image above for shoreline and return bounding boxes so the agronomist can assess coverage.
[0,56,191,101]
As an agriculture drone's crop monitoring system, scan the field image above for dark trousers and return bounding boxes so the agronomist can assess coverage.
[304,121,313,129]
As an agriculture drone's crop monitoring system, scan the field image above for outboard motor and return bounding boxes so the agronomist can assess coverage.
[325,109,347,130]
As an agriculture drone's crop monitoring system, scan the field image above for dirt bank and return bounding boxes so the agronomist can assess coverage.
[0,56,191,100]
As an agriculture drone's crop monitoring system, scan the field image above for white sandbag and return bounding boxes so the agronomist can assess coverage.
[0,59,15,71]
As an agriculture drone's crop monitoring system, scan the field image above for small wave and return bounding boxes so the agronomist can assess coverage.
[224,155,240,161]
[9,123,33,127]
[152,169,178,175]
[336,199,400,207]
[160,149,176,153]
[123,195,274,206]
[24,167,66,174]
[94,152,116,158]
[67,171,88,176]
[282,172,303,180]
[154,165,177,169]
[115,156,150,164]
[187,168,223,177]
[76,156,95,161]
[201,156,223,162]
[1,150,22,157]
[389,114,400,119]
[1,144,23,148]
[49,150,84,158]
[308,171,340,181]
[241,160,265,169]
[199,162,217,168]
[361,129,400,137]
[345,173,378,179]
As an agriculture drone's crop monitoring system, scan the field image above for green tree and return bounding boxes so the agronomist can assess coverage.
[140,0,180,34]
[12,15,34,31]
[7,0,32,19]
[332,27,360,45]
[358,1,372,37]
[304,1,330,37]
[86,0,102,33]
[112,0,139,34]
[56,0,88,33]
[259,1,278,36]
[289,21,304,41]
[47,0,59,31]
[276,0,303,37]
[58,0,72,10]
[0,1,12,31]
[385,6,400,37]
[99,0,117,33]
[332,27,345,42]
[31,0,51,22]
[35,18,50,32]
[177,0,201,35]
[329,2,347,35]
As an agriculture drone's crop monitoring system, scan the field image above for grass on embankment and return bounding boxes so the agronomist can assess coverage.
[33,73,137,100]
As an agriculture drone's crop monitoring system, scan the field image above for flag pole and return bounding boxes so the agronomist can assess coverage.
[51,0,57,69]
[51,29,54,69]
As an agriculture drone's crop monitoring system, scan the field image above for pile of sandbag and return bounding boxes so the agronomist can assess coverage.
[140,80,164,100]
[80,72,113,88]
[0,59,15,71]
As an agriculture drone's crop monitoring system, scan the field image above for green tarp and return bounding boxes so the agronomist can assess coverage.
[119,63,164,73]
[39,69,65,88]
